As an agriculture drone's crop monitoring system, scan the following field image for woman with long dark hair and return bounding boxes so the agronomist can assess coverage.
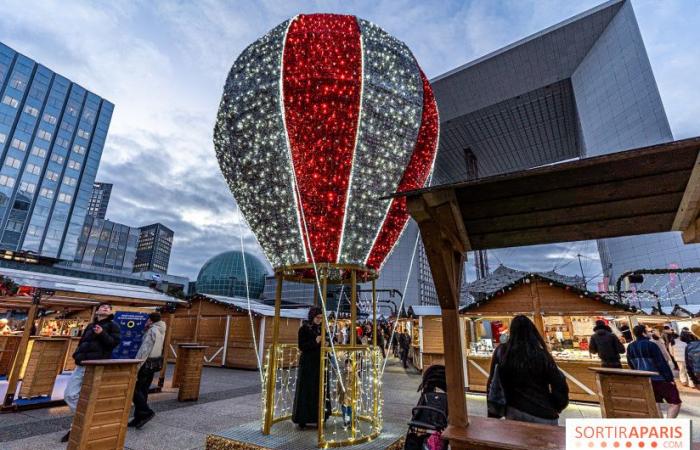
[292,306,325,429]
[486,315,569,425]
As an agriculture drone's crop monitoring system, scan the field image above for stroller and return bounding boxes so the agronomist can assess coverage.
[404,365,448,450]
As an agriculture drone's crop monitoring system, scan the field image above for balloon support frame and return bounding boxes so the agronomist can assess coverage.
[262,263,383,448]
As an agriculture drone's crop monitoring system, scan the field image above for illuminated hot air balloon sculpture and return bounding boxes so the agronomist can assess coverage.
[214,13,438,447]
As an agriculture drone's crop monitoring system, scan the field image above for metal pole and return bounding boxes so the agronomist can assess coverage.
[577,254,586,288]
[677,272,689,305]
[263,273,283,435]
[350,270,357,346]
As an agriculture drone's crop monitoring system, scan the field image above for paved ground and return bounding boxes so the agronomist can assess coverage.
[1,357,699,449]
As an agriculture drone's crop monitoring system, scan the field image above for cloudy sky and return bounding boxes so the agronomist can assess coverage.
[0,0,698,283]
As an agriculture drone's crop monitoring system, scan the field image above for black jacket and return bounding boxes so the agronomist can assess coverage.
[487,345,569,420]
[589,327,625,364]
[73,315,121,365]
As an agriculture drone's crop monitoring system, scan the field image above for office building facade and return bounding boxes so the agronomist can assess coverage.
[377,0,682,307]
[73,215,138,272]
[133,222,173,273]
[87,182,111,219]
[0,42,113,260]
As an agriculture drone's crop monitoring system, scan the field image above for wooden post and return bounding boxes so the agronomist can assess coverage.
[172,342,198,388]
[177,345,207,402]
[262,273,283,434]
[589,367,660,418]
[193,299,203,344]
[222,314,231,368]
[317,272,328,444]
[530,280,545,337]
[3,290,41,408]
[407,193,470,437]
[350,269,357,346]
[158,312,175,388]
[67,359,140,450]
[18,338,67,399]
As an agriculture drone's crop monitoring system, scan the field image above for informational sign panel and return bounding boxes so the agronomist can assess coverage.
[112,311,149,359]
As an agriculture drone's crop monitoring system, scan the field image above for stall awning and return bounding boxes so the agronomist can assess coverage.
[397,137,700,250]
[409,305,442,317]
[202,294,309,319]
[0,267,182,306]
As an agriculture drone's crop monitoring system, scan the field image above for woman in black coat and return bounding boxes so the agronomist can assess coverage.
[292,307,327,429]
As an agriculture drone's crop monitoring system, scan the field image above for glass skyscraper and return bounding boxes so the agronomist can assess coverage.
[0,42,113,260]
[73,215,139,272]
[87,182,112,219]
[134,222,174,273]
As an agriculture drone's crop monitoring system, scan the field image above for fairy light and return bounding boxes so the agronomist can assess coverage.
[214,13,439,274]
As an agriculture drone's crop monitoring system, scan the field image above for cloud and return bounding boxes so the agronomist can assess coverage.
[0,0,697,284]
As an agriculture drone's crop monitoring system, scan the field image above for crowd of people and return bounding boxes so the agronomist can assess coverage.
[485,315,700,426]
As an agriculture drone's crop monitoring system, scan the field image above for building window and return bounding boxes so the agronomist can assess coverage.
[57,192,72,203]
[72,144,86,155]
[39,187,54,198]
[0,132,5,144]
[10,77,26,90]
[67,159,81,170]
[77,129,90,139]
[4,156,21,169]
[25,163,41,175]
[60,122,73,133]
[17,121,33,133]
[27,225,41,236]
[31,146,47,158]
[55,137,69,148]
[23,105,39,117]
[37,129,52,142]
[6,220,23,232]
[66,105,78,117]
[50,154,65,164]
[11,139,28,151]
[63,176,77,187]
[45,170,59,181]
[2,95,18,108]
[0,175,15,188]
[42,113,57,125]
[19,181,35,193]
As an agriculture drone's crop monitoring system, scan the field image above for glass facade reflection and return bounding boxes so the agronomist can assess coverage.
[196,250,267,299]
[134,222,174,273]
[0,42,113,258]
[87,182,112,219]
[73,215,139,272]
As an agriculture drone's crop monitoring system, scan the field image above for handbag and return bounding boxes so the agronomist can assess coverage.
[487,363,507,418]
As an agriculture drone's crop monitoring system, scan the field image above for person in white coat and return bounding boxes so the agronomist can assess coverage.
[129,312,166,429]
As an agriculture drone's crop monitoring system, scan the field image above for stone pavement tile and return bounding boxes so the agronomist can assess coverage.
[2,430,67,450]
[0,412,39,427]
[20,405,71,419]
[124,422,208,450]
[150,402,260,434]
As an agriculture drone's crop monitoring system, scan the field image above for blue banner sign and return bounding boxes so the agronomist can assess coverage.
[112,311,149,359]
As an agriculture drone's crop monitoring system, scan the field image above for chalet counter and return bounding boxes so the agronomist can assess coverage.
[466,354,626,403]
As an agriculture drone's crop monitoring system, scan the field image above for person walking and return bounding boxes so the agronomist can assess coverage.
[650,329,674,370]
[399,329,411,369]
[684,331,700,389]
[588,320,626,368]
[486,315,569,425]
[62,303,121,442]
[129,312,167,429]
[673,331,695,387]
[627,325,681,418]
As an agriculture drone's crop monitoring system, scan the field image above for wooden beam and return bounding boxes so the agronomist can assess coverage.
[3,291,40,408]
[408,192,469,429]
[673,149,700,237]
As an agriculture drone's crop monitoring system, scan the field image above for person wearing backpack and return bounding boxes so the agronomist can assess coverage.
[627,325,681,418]
[486,315,569,425]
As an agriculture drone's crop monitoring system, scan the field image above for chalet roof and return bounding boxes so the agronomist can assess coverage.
[408,305,442,317]
[0,266,181,305]
[196,294,309,319]
[466,265,584,296]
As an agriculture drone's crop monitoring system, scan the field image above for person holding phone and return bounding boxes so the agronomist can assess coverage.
[61,303,121,443]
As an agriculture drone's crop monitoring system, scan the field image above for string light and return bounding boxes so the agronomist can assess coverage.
[214,13,439,275]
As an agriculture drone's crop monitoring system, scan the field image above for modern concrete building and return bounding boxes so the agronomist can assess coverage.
[0,42,113,260]
[87,181,112,219]
[133,222,174,273]
[378,0,684,306]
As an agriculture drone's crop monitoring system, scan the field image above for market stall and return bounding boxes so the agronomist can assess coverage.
[0,267,182,410]
[461,268,638,402]
[169,294,308,370]
[408,306,449,371]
